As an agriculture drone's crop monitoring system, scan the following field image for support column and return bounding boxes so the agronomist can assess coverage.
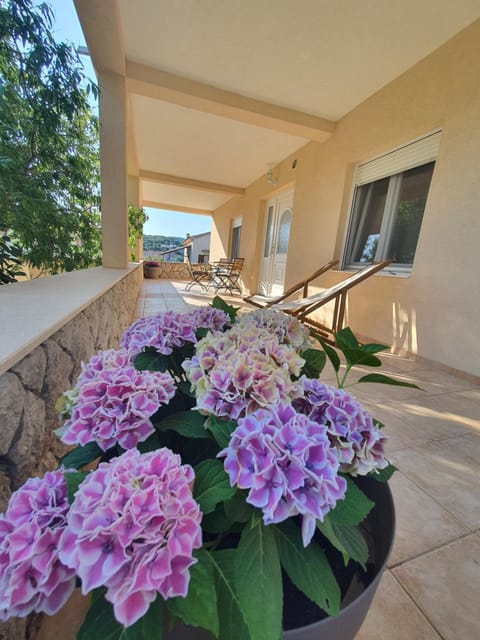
[127,175,143,261]
[99,71,129,268]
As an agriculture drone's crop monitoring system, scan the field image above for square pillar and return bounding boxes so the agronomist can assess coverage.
[99,71,129,268]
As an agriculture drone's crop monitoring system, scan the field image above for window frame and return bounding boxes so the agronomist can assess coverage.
[342,131,440,275]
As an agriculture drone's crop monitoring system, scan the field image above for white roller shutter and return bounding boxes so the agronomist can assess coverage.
[355,131,441,186]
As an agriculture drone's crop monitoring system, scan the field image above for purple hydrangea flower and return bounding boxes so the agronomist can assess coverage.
[0,471,76,620]
[58,448,202,627]
[120,308,229,356]
[59,349,176,451]
[183,326,304,420]
[218,404,346,545]
[293,378,389,475]
[236,308,311,351]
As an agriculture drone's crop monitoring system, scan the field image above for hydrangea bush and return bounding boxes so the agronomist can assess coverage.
[0,298,416,640]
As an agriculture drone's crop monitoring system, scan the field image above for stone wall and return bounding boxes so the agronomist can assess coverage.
[0,266,142,640]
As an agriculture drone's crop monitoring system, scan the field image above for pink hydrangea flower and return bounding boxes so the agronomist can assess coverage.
[218,404,346,546]
[183,326,304,420]
[293,378,389,475]
[120,308,229,356]
[0,471,76,620]
[236,308,311,351]
[58,448,202,627]
[60,349,176,451]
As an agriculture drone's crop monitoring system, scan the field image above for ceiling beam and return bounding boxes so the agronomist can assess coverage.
[127,62,335,142]
[140,170,244,195]
[142,201,214,216]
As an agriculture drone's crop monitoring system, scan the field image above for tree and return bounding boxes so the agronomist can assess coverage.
[0,0,101,277]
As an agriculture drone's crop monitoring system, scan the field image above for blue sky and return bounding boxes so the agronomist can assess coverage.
[43,0,212,239]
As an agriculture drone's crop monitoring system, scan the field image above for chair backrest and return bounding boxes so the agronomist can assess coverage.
[232,258,245,272]
[273,260,391,314]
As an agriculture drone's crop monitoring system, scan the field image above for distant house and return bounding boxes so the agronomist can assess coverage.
[181,232,211,264]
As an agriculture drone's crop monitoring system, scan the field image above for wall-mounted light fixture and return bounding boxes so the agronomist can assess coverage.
[266,164,277,186]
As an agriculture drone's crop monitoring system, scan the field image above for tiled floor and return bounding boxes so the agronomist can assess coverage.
[138,278,480,638]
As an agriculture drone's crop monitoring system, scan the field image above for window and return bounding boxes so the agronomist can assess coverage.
[344,132,440,273]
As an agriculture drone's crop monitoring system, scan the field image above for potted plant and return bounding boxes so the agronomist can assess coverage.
[144,260,163,279]
[0,300,415,640]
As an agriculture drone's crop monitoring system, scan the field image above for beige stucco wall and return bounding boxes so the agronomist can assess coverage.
[212,20,480,376]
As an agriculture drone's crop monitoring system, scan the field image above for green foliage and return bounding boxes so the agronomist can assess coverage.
[77,591,165,640]
[0,0,101,274]
[64,471,88,503]
[234,520,282,640]
[313,327,421,390]
[211,295,239,323]
[193,459,236,514]
[167,550,219,637]
[317,517,369,570]
[274,521,340,616]
[0,231,25,283]
[301,348,327,379]
[128,204,148,261]
[59,441,102,470]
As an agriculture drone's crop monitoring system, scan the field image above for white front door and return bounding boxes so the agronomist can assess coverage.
[259,190,293,296]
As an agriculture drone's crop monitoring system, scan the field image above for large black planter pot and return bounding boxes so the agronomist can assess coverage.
[166,477,395,640]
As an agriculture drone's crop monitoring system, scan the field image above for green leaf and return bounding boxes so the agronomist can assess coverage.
[77,593,165,640]
[274,521,340,616]
[155,411,209,439]
[368,463,397,482]
[167,549,219,637]
[329,477,374,526]
[334,327,360,350]
[317,517,369,570]
[60,441,102,470]
[209,550,250,640]
[134,349,170,372]
[206,416,237,449]
[357,373,421,389]
[64,471,88,503]
[342,349,382,367]
[193,459,236,514]
[234,520,282,640]
[177,381,195,398]
[201,505,237,534]
[318,338,341,372]
[301,348,327,379]
[137,432,162,453]
[223,490,253,523]
[211,296,239,323]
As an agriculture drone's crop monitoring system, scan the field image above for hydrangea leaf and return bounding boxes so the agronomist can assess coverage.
[368,463,397,482]
[155,410,209,439]
[301,348,327,379]
[315,336,341,372]
[209,549,250,640]
[193,459,236,514]
[223,490,253,523]
[357,373,421,388]
[64,471,88,503]
[234,520,282,640]
[206,416,237,449]
[317,516,369,570]
[211,296,239,323]
[274,520,340,616]
[328,477,374,526]
[59,441,102,470]
[77,593,165,640]
[133,348,170,372]
[201,505,237,534]
[167,549,219,637]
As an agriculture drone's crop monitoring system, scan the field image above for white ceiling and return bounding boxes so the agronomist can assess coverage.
[77,0,480,214]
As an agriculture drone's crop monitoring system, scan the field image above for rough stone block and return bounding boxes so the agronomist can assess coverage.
[11,347,47,395]
[0,470,11,512]
[43,339,74,431]
[0,373,25,456]
[55,314,95,382]
[8,390,46,487]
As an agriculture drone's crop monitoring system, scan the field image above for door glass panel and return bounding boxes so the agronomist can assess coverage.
[277,209,291,254]
[263,205,274,257]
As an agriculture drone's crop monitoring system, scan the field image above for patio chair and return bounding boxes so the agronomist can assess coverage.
[210,258,245,295]
[271,260,391,342]
[243,259,339,309]
[185,257,211,291]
